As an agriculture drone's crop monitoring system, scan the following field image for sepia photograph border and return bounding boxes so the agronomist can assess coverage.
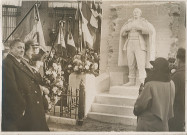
[0,0,187,134]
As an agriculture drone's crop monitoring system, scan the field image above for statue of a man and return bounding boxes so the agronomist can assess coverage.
[118,8,156,86]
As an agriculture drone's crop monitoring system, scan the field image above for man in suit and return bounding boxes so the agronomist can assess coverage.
[169,48,186,131]
[2,39,49,131]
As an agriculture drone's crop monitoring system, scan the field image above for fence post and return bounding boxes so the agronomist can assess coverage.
[77,79,85,126]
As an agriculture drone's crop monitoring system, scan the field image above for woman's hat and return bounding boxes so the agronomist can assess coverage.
[150,57,169,72]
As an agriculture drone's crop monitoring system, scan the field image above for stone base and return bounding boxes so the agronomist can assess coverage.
[69,73,96,116]
[109,71,143,87]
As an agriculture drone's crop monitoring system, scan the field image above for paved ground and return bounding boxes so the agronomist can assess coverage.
[47,117,136,132]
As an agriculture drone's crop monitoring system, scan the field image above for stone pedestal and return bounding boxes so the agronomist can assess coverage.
[69,73,96,116]
[109,70,141,87]
[109,85,139,98]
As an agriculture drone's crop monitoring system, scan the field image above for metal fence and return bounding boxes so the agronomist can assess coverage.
[50,80,85,120]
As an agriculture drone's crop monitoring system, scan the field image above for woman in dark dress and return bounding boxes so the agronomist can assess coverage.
[134,57,175,131]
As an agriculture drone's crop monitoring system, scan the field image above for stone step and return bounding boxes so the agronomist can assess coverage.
[109,85,139,97]
[46,115,76,125]
[91,103,134,116]
[87,112,137,126]
[95,93,136,106]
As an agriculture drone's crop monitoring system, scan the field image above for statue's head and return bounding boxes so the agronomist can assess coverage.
[133,8,142,19]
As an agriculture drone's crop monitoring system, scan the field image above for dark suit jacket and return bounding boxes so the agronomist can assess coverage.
[32,68,49,112]
[169,65,185,131]
[2,54,49,131]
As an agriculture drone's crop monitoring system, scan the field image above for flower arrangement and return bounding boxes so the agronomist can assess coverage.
[42,52,65,111]
[66,48,99,76]
[41,48,99,111]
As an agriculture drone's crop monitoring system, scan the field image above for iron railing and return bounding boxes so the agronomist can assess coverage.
[50,80,85,120]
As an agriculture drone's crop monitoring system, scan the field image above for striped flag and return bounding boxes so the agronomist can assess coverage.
[79,1,102,51]
[79,1,94,49]
[13,4,46,51]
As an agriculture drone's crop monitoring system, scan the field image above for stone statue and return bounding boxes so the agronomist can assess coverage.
[118,8,156,86]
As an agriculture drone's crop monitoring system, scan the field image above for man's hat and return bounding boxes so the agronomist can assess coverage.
[25,40,39,47]
[31,42,39,48]
[176,48,185,62]
[150,57,169,72]
[25,40,39,52]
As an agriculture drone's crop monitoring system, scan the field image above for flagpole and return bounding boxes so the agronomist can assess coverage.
[78,0,83,52]
[3,1,40,43]
[77,0,82,53]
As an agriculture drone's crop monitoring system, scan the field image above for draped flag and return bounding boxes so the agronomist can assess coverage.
[79,1,94,48]
[90,9,99,29]
[57,21,66,48]
[13,4,46,51]
[90,1,100,29]
[67,18,76,57]
[67,33,76,57]
[79,1,102,51]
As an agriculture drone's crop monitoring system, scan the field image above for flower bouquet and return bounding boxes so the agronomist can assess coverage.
[66,48,99,76]
[42,53,65,111]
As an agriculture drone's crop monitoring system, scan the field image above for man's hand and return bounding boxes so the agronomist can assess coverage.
[39,85,50,95]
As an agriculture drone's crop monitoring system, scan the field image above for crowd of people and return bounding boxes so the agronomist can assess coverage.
[2,39,49,131]
[134,48,186,132]
[1,38,186,132]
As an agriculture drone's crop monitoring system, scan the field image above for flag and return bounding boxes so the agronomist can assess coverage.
[54,21,66,57]
[79,1,94,48]
[75,2,83,52]
[66,17,77,57]
[90,9,98,29]
[56,21,66,48]
[79,1,102,51]
[90,2,99,29]
[13,4,46,51]
[67,33,76,57]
